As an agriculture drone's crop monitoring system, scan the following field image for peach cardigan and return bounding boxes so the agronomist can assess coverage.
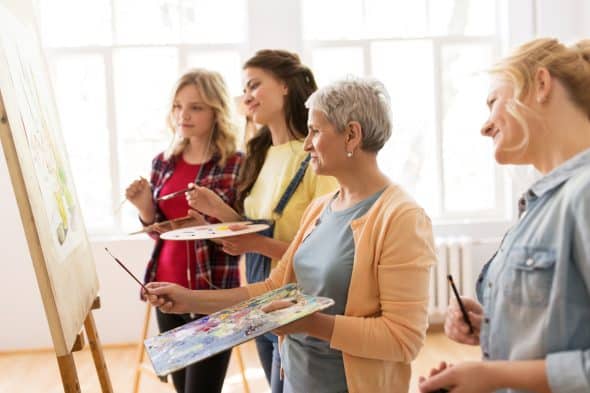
[247,183,436,393]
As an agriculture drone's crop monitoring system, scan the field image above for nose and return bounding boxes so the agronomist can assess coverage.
[243,91,253,106]
[179,108,190,121]
[303,132,312,152]
[481,119,494,137]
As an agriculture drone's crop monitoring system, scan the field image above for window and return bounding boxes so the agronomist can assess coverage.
[38,0,246,234]
[39,0,510,236]
[303,0,505,221]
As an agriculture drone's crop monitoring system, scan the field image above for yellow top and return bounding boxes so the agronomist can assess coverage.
[247,184,436,393]
[243,140,337,266]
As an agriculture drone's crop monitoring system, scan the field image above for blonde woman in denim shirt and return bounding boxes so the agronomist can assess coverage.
[420,38,590,393]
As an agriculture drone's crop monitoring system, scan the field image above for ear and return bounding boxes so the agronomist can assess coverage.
[534,67,552,104]
[345,121,363,151]
[281,81,289,96]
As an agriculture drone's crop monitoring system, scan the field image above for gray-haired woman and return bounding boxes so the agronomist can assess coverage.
[147,77,437,393]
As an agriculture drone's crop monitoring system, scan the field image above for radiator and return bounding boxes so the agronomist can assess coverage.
[429,237,476,324]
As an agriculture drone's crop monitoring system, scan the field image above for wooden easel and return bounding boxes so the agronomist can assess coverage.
[57,297,113,393]
[132,302,251,393]
[0,2,114,391]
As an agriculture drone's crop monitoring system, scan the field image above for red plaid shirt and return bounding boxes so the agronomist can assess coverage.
[143,151,243,290]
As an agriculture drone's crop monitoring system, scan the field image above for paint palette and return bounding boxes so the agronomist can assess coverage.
[160,221,269,240]
[144,283,335,376]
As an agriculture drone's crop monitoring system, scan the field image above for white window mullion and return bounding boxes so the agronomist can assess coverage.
[432,38,445,217]
[103,48,122,230]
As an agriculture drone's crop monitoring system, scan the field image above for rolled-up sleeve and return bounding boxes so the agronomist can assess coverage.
[546,350,590,393]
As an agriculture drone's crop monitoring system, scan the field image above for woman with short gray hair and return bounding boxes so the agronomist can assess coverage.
[146,77,436,393]
[305,77,392,152]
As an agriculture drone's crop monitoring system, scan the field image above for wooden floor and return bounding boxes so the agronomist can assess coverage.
[0,332,480,393]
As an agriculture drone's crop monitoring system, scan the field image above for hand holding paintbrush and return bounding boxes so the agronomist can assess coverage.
[120,177,156,224]
[445,275,484,346]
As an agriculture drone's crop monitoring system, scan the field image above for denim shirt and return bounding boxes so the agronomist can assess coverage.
[476,148,590,393]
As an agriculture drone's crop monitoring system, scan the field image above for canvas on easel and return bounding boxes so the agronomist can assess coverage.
[0,1,111,391]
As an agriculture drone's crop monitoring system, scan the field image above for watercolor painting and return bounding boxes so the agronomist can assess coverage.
[144,283,334,376]
[0,5,82,260]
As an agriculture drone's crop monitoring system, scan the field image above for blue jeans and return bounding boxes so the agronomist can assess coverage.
[255,332,283,393]
[245,231,283,393]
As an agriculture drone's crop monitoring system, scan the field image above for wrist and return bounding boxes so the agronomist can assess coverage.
[480,361,506,391]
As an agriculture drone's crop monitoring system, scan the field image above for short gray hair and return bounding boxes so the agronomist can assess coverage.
[305,77,392,152]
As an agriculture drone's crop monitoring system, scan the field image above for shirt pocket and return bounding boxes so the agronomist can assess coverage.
[502,246,556,307]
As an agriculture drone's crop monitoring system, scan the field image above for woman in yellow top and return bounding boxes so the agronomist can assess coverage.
[148,77,436,393]
[185,49,337,392]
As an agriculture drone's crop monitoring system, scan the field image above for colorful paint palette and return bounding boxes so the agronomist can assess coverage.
[144,283,334,376]
[160,221,270,240]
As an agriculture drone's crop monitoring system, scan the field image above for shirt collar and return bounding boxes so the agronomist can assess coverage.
[527,147,590,200]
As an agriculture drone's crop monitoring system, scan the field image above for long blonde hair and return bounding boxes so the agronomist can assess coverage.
[164,69,238,165]
[490,38,590,136]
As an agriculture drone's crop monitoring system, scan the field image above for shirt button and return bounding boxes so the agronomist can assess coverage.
[483,352,490,358]
[488,282,492,288]
[526,258,534,266]
[484,318,490,324]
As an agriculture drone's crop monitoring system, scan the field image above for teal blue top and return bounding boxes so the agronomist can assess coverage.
[282,189,384,393]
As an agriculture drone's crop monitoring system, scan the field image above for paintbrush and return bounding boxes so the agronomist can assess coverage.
[128,215,198,235]
[156,186,193,201]
[104,247,151,295]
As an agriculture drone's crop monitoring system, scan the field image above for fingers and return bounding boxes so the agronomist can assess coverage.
[426,361,449,380]
[228,223,248,231]
[261,299,297,313]
[419,366,454,393]
[126,178,150,199]
[445,300,483,345]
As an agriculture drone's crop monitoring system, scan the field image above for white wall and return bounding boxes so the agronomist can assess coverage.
[1,0,589,351]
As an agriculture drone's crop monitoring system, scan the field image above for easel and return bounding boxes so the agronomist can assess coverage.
[132,302,251,393]
[0,2,114,391]
[58,297,113,393]
[0,102,114,392]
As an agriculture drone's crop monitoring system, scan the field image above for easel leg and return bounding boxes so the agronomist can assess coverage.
[85,299,114,393]
[132,302,152,393]
[56,353,81,393]
[234,345,251,393]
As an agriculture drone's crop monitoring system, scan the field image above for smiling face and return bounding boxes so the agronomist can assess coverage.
[481,76,533,165]
[172,84,216,139]
[242,67,287,126]
[304,109,349,176]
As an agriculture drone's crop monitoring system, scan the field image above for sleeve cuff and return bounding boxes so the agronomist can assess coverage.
[546,350,590,393]
[329,315,347,351]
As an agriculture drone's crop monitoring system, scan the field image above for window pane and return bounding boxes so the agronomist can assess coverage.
[429,0,496,36]
[371,41,439,217]
[181,0,246,44]
[50,54,114,230]
[302,0,363,40]
[311,47,364,86]
[113,48,178,231]
[114,0,180,45]
[365,0,427,38]
[38,0,112,47]
[441,43,495,213]
[186,50,243,97]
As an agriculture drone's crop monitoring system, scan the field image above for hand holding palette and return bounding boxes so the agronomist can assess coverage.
[144,283,334,376]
